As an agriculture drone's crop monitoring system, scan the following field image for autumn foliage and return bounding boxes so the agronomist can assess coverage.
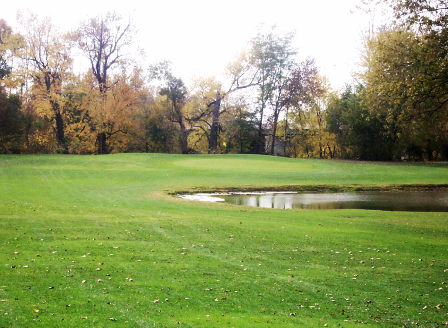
[1,4,447,160]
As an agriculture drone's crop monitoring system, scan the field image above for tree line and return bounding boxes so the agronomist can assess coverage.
[1,1,447,161]
[327,0,448,161]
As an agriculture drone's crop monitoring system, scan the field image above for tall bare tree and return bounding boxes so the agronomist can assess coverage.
[206,51,260,152]
[249,29,297,155]
[74,11,134,154]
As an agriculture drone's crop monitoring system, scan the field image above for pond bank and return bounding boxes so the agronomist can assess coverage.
[172,183,448,195]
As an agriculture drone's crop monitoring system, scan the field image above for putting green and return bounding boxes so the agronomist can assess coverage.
[172,156,316,173]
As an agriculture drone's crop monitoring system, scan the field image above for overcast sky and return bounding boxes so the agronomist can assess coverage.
[3,0,385,91]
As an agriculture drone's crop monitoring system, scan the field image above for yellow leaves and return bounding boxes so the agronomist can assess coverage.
[190,76,222,100]
[33,94,53,119]
[225,49,250,77]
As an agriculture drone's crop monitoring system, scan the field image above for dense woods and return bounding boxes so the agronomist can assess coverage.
[1,1,447,160]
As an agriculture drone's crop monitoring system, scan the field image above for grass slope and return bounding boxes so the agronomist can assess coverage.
[0,154,447,327]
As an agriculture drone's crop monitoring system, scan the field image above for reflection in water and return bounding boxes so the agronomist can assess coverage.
[219,192,448,212]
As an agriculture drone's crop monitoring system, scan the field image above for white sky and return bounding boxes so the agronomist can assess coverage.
[3,0,385,92]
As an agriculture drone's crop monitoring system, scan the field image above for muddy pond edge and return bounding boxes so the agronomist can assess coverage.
[169,183,448,196]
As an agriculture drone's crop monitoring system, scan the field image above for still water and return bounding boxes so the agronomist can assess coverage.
[216,191,448,212]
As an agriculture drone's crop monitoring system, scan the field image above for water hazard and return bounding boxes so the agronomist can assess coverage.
[194,191,448,212]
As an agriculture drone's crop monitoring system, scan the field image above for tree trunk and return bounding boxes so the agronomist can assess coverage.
[283,108,288,157]
[97,132,107,155]
[257,102,266,154]
[47,73,67,152]
[209,91,221,152]
[328,145,334,159]
[179,120,189,154]
[269,109,280,156]
[256,71,268,155]
[257,126,264,154]
[54,111,67,153]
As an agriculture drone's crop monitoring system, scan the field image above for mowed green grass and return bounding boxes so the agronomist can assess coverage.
[0,154,447,327]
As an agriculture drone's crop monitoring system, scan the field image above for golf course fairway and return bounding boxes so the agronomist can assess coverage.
[0,154,447,327]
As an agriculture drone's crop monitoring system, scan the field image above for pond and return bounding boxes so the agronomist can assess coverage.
[182,191,448,212]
